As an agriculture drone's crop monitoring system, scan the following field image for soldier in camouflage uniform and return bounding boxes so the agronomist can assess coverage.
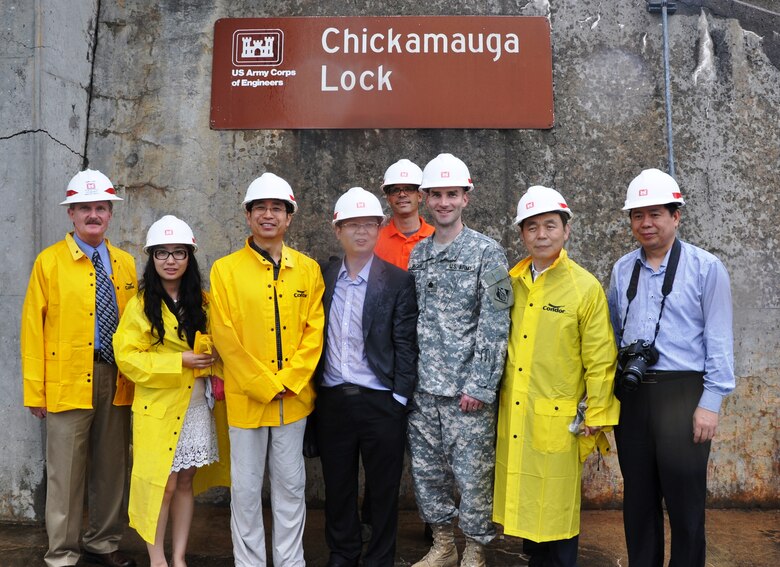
[407,154,512,567]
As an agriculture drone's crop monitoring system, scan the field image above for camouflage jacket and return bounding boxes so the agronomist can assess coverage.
[408,226,512,403]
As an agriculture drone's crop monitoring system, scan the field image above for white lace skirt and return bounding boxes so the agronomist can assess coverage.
[171,404,219,472]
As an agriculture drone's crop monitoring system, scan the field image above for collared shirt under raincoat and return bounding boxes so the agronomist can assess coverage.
[113,291,230,544]
[493,249,619,542]
[209,239,325,428]
[21,233,137,411]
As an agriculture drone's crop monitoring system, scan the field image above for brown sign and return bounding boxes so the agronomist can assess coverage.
[210,17,554,129]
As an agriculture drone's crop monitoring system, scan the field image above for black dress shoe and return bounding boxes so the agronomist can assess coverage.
[326,555,359,567]
[81,550,137,567]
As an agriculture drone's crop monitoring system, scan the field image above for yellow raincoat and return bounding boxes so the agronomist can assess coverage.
[21,233,137,410]
[493,249,619,542]
[113,292,230,544]
[209,240,325,428]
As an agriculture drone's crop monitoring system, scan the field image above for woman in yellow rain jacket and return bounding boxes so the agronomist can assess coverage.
[493,186,619,566]
[114,216,229,567]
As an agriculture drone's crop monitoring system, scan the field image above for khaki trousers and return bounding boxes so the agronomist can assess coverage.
[44,361,131,567]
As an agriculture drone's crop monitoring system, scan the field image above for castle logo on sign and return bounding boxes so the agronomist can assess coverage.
[233,29,284,66]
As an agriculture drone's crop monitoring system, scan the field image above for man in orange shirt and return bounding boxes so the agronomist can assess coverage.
[374,159,434,270]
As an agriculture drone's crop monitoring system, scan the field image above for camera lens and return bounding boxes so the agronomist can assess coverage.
[621,356,649,392]
[621,367,642,391]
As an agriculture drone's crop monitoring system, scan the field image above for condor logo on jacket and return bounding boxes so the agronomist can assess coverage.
[542,303,566,314]
[294,289,308,298]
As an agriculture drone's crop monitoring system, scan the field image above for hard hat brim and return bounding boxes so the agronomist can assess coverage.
[420,183,474,192]
[622,198,685,211]
[242,197,298,213]
[514,208,574,226]
[60,194,123,206]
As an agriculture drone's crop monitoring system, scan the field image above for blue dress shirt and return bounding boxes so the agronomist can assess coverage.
[322,256,407,405]
[608,240,735,412]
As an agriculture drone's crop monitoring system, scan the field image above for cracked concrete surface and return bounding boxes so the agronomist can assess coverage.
[0,129,85,159]
[1,0,99,523]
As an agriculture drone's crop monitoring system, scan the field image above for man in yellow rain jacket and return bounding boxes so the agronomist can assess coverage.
[493,186,619,567]
[21,170,137,567]
[210,173,325,567]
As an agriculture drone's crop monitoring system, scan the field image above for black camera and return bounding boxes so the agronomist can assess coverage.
[617,340,659,392]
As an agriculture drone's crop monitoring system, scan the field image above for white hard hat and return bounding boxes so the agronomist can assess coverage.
[623,168,685,211]
[382,159,423,190]
[144,215,198,253]
[420,153,474,192]
[514,185,573,226]
[242,172,298,213]
[332,187,386,225]
[60,169,122,206]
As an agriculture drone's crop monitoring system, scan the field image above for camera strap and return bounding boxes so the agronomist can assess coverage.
[618,238,681,345]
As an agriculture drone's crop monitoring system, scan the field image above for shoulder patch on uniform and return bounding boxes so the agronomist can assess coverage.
[484,266,513,309]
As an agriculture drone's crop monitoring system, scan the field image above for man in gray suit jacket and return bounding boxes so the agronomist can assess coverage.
[316,187,419,567]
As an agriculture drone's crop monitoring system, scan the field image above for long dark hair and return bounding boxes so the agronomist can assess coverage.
[139,245,207,347]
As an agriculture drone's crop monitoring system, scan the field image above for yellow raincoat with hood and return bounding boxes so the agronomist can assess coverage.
[493,249,619,542]
[113,292,230,544]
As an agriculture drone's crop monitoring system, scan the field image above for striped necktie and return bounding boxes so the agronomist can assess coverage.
[92,250,119,364]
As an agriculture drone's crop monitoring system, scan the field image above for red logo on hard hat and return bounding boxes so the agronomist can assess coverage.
[357,202,365,208]
[164,229,174,236]
[65,190,78,197]
[333,212,339,220]
[559,203,569,209]
[105,187,117,194]
[192,237,196,244]
[672,192,682,198]
[441,171,450,178]
[525,201,535,209]
[86,182,96,190]
[639,189,648,196]
[289,194,296,201]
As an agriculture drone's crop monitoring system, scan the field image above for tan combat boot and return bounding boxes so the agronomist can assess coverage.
[460,538,486,567]
[411,524,459,567]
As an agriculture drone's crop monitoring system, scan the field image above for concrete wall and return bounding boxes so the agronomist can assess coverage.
[1,0,97,521]
[2,0,778,521]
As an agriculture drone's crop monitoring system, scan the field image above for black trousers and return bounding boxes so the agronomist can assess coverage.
[523,535,579,567]
[615,373,711,567]
[316,384,407,567]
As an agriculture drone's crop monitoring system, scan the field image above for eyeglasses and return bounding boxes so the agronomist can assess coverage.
[251,204,287,215]
[153,248,188,261]
[385,186,418,196]
[340,221,380,233]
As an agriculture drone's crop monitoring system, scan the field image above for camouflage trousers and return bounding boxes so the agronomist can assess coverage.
[407,392,497,545]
